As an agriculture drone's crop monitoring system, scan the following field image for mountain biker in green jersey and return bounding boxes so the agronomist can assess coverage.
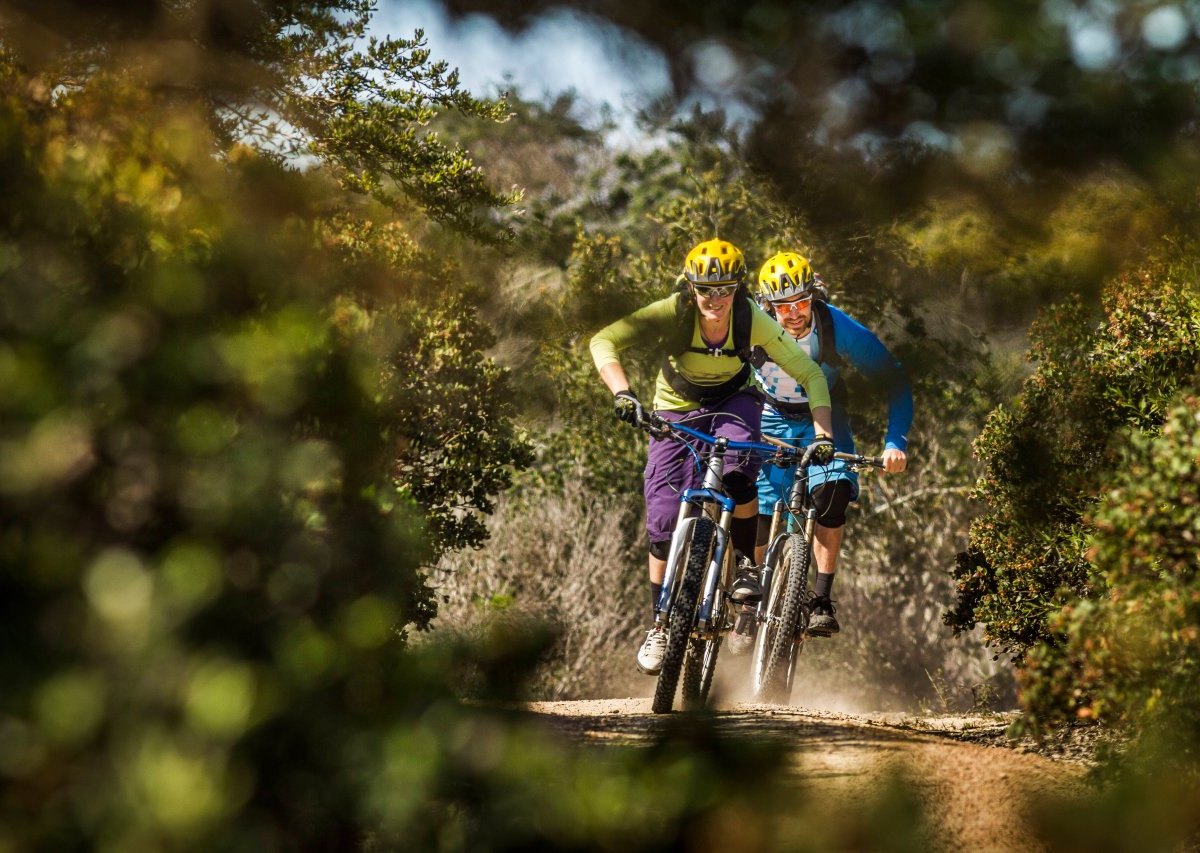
[746,251,912,640]
[589,238,835,676]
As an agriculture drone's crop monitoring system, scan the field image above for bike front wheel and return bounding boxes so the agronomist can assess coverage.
[754,532,811,704]
[682,587,725,711]
[652,517,714,714]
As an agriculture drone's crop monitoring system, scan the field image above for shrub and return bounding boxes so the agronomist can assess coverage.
[1021,394,1200,744]
[948,266,1200,665]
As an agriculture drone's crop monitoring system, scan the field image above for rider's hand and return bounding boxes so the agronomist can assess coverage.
[882,447,907,474]
[612,389,644,426]
[810,434,835,465]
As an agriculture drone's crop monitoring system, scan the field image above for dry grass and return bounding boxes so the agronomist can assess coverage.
[429,474,649,699]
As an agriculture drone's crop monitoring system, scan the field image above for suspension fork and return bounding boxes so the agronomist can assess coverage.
[697,504,732,631]
[656,440,730,629]
[757,470,813,621]
[756,498,787,620]
[695,440,732,630]
[655,501,699,626]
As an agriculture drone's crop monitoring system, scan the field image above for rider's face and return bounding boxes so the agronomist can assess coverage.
[771,294,813,335]
[692,284,736,323]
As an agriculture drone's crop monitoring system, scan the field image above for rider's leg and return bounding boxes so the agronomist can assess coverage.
[807,477,855,634]
[811,522,844,592]
[752,405,800,565]
[728,487,759,558]
[648,543,668,619]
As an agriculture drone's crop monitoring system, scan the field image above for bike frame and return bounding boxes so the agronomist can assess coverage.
[652,421,780,637]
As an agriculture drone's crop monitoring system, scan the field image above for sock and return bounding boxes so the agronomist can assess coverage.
[756,514,772,548]
[650,582,663,624]
[814,571,834,600]
[731,514,758,562]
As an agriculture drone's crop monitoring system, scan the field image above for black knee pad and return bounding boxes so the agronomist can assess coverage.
[722,471,758,505]
[649,539,671,561]
[811,479,855,528]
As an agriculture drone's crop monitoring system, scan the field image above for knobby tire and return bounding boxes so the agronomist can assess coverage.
[761,533,811,704]
[682,610,722,711]
[682,540,731,710]
[652,517,714,714]
[751,547,789,699]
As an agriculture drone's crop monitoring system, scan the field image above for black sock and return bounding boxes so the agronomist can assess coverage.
[814,572,834,600]
[731,514,757,562]
[650,582,663,624]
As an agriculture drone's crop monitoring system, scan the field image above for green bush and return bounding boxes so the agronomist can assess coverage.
[1021,395,1200,740]
[947,262,1200,728]
[948,267,1200,656]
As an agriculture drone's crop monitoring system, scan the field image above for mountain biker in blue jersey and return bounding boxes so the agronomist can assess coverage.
[737,251,912,646]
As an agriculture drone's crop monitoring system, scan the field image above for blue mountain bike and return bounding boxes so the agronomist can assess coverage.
[633,412,801,714]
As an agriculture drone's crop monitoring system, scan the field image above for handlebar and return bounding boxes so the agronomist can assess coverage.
[636,412,886,470]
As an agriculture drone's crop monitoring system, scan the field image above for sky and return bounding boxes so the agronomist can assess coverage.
[374,0,674,126]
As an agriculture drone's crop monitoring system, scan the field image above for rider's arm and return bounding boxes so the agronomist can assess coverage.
[599,362,630,395]
[829,307,913,454]
[589,295,675,376]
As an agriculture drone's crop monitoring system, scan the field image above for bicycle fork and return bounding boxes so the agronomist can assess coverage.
[756,499,817,628]
[654,440,732,631]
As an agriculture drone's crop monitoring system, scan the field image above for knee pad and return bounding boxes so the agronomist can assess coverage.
[649,539,671,561]
[722,471,758,505]
[811,479,854,528]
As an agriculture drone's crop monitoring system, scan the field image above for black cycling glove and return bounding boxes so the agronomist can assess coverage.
[810,434,835,465]
[612,390,644,426]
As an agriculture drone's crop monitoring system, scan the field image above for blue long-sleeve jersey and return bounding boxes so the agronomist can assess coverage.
[753,303,913,452]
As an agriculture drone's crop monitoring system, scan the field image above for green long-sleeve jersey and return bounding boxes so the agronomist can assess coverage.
[590,295,832,412]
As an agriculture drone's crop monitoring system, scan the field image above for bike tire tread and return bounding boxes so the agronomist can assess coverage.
[652,517,714,714]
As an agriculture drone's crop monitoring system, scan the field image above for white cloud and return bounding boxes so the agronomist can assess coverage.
[374,0,671,112]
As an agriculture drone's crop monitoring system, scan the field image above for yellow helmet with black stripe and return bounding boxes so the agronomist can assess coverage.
[682,239,747,285]
[757,252,815,301]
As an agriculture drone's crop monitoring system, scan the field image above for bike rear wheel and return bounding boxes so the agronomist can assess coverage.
[652,517,714,714]
[756,532,811,704]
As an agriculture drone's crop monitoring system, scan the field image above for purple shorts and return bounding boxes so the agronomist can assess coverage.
[643,389,763,545]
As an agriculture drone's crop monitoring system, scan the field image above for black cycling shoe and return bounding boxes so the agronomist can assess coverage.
[807,595,840,636]
[729,567,762,604]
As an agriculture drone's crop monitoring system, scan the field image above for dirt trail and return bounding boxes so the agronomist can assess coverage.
[526,698,1087,852]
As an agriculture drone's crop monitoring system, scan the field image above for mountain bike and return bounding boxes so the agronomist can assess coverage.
[751,442,885,704]
[633,411,791,714]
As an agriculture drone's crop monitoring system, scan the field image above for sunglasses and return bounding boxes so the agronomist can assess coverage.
[770,294,812,314]
[691,283,739,299]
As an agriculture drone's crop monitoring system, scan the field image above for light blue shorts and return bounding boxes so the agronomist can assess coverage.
[755,405,859,512]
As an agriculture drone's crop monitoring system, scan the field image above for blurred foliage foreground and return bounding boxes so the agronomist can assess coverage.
[0,42,1019,853]
[0,40,944,853]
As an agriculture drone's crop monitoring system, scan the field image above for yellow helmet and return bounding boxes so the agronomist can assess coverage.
[682,239,747,285]
[757,252,815,301]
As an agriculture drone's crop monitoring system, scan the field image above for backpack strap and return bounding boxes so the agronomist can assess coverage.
[660,285,756,404]
[810,297,843,369]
